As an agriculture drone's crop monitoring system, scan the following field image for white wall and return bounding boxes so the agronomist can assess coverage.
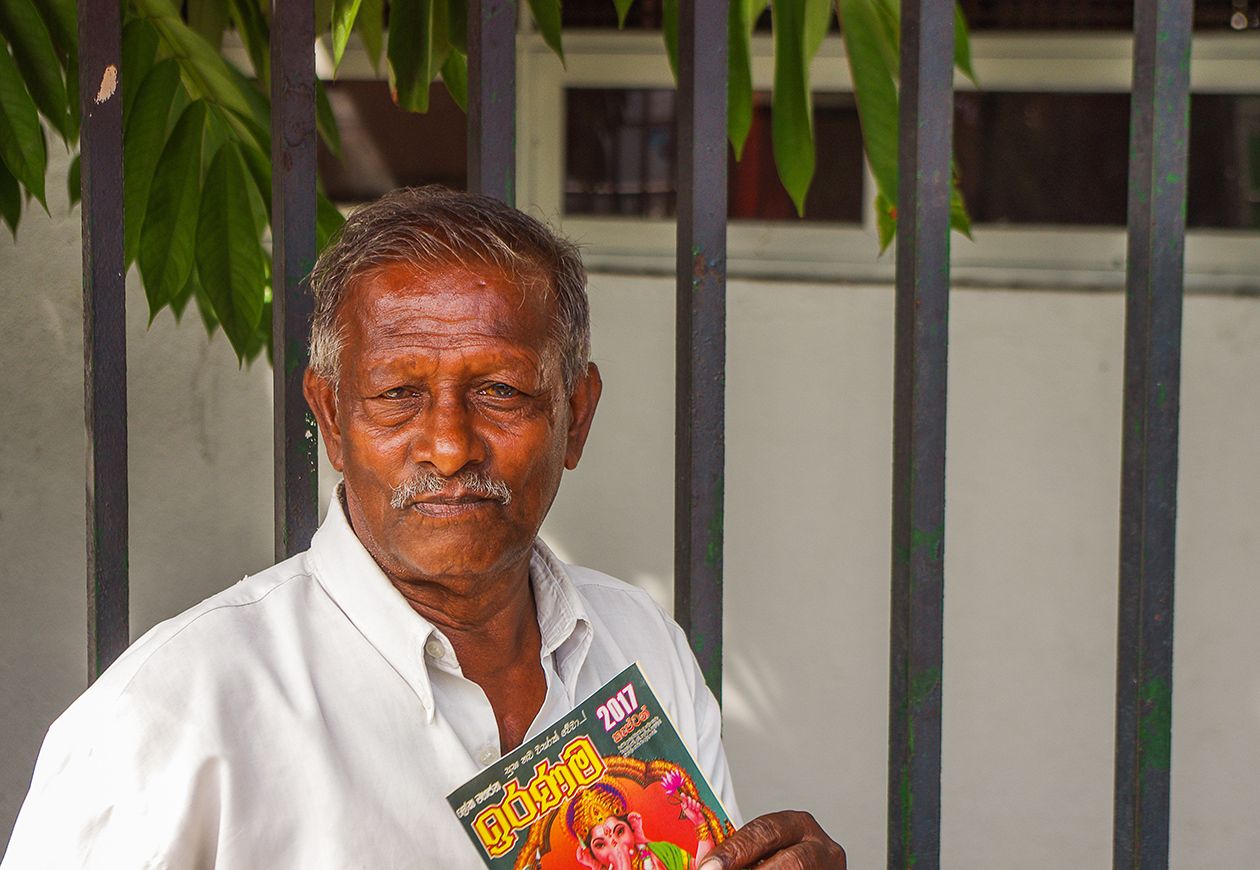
[2,180,1258,867]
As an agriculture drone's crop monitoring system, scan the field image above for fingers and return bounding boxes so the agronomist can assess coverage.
[697,811,846,870]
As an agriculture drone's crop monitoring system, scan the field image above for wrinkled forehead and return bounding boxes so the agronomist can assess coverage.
[331,258,564,379]
[340,255,552,321]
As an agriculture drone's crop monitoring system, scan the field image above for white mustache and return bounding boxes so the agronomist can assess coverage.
[389,470,512,510]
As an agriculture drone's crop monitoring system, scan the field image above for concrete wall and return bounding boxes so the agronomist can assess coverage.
[2,177,1258,867]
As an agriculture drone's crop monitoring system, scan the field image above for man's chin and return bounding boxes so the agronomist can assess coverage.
[384,533,535,587]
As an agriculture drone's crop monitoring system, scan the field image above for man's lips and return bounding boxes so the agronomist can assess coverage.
[402,492,497,517]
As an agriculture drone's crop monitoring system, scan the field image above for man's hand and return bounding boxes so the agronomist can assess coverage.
[698,811,846,870]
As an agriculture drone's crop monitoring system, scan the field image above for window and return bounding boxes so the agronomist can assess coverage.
[517,29,1260,289]
[299,13,1260,290]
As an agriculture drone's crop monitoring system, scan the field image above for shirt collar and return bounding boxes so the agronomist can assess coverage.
[529,538,594,696]
[307,488,593,719]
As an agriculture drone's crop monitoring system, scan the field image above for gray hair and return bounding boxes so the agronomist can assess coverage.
[309,186,590,393]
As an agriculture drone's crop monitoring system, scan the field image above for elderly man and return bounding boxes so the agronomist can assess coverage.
[2,187,843,869]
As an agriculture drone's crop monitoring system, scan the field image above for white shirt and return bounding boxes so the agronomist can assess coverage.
[2,500,739,869]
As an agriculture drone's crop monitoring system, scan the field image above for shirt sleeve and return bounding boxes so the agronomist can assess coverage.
[2,684,223,869]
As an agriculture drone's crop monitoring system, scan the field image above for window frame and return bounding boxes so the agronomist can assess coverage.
[285,27,1260,291]
[517,29,1260,291]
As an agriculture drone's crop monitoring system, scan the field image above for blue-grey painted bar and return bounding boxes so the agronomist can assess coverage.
[271,0,320,560]
[674,0,728,701]
[79,0,129,681]
[887,0,954,866]
[1113,1,1190,867]
[468,0,516,203]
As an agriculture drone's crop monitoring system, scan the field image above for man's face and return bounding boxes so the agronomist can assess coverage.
[304,260,600,590]
[587,816,637,869]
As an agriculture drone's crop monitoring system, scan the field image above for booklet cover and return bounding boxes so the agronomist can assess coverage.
[447,663,735,870]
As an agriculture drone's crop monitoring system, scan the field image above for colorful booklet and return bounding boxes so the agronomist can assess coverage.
[447,663,735,870]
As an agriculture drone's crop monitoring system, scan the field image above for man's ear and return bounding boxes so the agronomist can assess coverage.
[303,367,345,472]
[564,362,603,470]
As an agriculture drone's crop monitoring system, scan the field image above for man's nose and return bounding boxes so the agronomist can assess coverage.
[412,396,487,477]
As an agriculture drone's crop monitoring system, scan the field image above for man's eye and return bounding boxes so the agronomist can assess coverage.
[380,387,412,399]
[483,383,518,398]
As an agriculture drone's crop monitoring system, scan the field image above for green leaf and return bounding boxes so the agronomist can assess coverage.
[237,137,272,222]
[131,0,261,140]
[613,0,634,27]
[32,0,74,58]
[121,15,160,122]
[196,140,267,361]
[525,0,563,65]
[124,58,181,267]
[838,0,898,204]
[429,0,454,83]
[865,0,900,76]
[138,98,206,320]
[186,0,230,51]
[330,0,364,71]
[357,0,383,71]
[315,0,335,33]
[32,0,75,140]
[954,1,975,85]
[227,0,270,91]
[250,298,273,365]
[233,299,270,365]
[950,183,971,239]
[441,49,467,113]
[387,0,433,112]
[0,152,21,235]
[0,0,71,139]
[201,98,231,164]
[191,267,220,335]
[169,255,199,320]
[446,0,467,55]
[875,190,895,253]
[219,60,271,149]
[62,26,76,137]
[0,42,46,208]
[727,0,754,157]
[661,0,678,81]
[316,191,345,252]
[315,78,341,157]
[64,148,77,206]
[803,0,830,61]
[770,0,814,215]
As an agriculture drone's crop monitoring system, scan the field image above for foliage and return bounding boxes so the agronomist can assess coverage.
[0,0,975,363]
[835,0,974,250]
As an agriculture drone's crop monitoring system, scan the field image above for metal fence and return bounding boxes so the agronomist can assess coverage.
[76,0,1189,867]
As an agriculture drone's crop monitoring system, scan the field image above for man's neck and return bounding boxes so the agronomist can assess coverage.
[390,563,548,754]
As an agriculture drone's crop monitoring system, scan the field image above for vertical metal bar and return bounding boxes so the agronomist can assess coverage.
[271,0,319,560]
[674,0,728,702]
[1113,1,1190,867]
[79,0,128,681]
[887,0,953,867]
[467,0,516,203]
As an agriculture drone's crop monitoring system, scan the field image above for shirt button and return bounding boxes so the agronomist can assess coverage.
[478,747,497,766]
[424,639,446,659]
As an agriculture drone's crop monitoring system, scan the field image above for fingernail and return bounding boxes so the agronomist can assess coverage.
[698,860,721,870]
